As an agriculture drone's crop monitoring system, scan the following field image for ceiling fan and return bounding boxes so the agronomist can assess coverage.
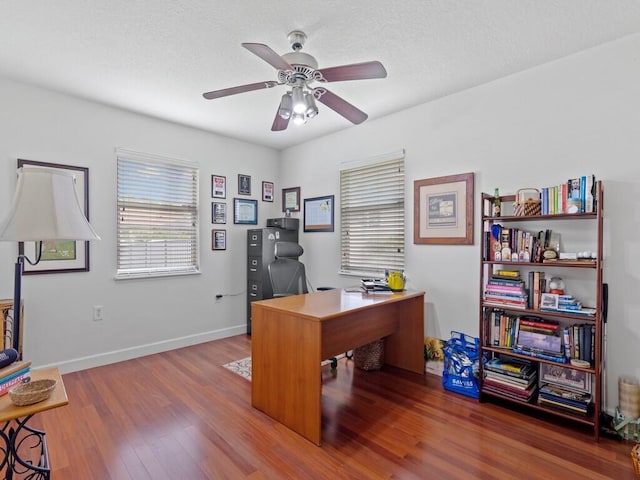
[202,31,387,131]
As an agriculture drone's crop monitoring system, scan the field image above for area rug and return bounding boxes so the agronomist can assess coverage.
[223,354,347,382]
[223,356,252,381]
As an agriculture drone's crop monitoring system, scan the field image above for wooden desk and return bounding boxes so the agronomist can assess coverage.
[251,288,424,445]
[0,368,68,479]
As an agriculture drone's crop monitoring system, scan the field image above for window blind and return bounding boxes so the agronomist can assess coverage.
[340,153,405,276]
[116,149,199,279]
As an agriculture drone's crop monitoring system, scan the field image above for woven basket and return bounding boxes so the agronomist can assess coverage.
[514,188,541,216]
[632,444,640,477]
[354,339,384,371]
[9,378,57,406]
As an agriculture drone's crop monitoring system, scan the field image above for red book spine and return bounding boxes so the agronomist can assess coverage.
[0,372,30,396]
[519,319,558,330]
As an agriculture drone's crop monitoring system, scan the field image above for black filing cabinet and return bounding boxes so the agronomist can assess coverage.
[246,224,298,334]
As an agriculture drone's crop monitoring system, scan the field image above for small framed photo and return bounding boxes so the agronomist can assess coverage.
[238,174,251,195]
[282,186,301,212]
[212,229,226,250]
[211,175,226,198]
[304,195,334,232]
[540,293,560,310]
[262,181,274,202]
[234,198,258,224]
[212,202,226,224]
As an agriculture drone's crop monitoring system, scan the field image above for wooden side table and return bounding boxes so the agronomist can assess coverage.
[0,368,68,479]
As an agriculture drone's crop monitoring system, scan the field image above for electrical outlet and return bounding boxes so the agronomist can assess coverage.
[93,305,104,321]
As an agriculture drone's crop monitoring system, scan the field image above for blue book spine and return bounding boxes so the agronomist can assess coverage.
[512,347,566,364]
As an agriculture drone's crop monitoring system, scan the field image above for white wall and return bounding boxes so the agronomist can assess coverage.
[280,33,640,411]
[1,33,639,412]
[0,78,282,371]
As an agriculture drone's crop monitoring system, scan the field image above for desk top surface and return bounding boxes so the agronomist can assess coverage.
[0,367,68,422]
[252,288,424,320]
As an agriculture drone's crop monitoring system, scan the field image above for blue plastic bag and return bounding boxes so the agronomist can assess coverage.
[442,331,482,399]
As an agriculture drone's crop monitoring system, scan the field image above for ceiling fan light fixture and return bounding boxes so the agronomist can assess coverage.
[292,86,306,114]
[278,92,292,119]
[304,93,318,118]
[292,112,306,126]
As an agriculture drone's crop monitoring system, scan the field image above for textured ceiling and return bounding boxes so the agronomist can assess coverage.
[1,1,639,150]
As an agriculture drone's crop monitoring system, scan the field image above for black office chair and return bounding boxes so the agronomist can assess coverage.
[268,242,308,297]
[268,242,339,374]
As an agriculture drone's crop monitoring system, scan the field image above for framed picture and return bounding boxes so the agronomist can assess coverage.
[238,174,251,195]
[17,159,91,274]
[211,175,226,199]
[413,172,474,245]
[262,181,274,202]
[212,202,226,224]
[233,198,258,224]
[304,195,334,232]
[212,229,226,250]
[282,186,301,212]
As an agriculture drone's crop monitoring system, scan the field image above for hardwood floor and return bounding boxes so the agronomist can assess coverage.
[33,335,636,479]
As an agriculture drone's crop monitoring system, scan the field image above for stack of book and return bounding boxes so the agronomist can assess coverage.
[0,360,31,396]
[538,383,592,416]
[483,270,528,310]
[483,355,537,402]
[361,278,392,293]
[539,293,597,317]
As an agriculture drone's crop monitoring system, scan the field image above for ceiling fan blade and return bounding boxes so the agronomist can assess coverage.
[242,43,293,71]
[271,110,290,131]
[315,61,387,82]
[202,81,279,100]
[312,87,368,124]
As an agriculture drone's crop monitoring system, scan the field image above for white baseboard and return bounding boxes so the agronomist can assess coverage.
[35,325,247,374]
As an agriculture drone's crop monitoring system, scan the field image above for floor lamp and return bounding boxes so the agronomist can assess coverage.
[0,165,100,358]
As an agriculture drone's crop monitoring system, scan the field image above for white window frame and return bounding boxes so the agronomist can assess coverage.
[116,148,200,279]
[340,150,405,277]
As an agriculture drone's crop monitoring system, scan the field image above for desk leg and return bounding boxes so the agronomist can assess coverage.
[252,307,323,445]
[384,295,425,374]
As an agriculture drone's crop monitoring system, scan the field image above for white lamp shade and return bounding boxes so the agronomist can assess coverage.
[0,166,100,241]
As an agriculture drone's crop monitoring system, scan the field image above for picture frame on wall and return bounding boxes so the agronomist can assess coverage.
[282,186,301,212]
[212,229,226,250]
[238,174,251,195]
[211,175,226,198]
[413,172,474,245]
[212,202,226,224]
[262,181,274,202]
[18,159,91,274]
[303,195,334,232]
[233,198,258,224]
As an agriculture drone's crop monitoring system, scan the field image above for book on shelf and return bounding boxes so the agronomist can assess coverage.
[538,396,589,416]
[485,355,535,377]
[511,347,566,364]
[539,383,592,406]
[484,370,535,389]
[483,380,537,401]
[516,329,563,356]
[493,270,520,278]
[0,371,31,396]
[0,360,31,380]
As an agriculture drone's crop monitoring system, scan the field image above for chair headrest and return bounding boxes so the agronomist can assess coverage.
[274,241,303,259]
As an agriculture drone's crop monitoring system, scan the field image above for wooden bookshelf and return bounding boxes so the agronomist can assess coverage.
[478,181,604,440]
